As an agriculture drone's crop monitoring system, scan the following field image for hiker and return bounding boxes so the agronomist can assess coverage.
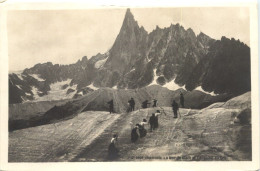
[108,134,119,160]
[128,98,135,112]
[154,110,162,128]
[172,100,179,118]
[131,124,140,143]
[107,99,114,114]
[140,119,148,128]
[139,119,148,138]
[180,93,184,108]
[149,113,156,132]
[153,99,157,107]
[142,100,150,109]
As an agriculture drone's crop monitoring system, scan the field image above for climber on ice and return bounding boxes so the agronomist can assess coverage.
[131,124,140,143]
[128,97,135,112]
[171,100,179,118]
[107,99,114,114]
[154,110,162,128]
[149,113,156,132]
[142,100,150,109]
[108,134,119,160]
[152,99,157,107]
[138,119,148,138]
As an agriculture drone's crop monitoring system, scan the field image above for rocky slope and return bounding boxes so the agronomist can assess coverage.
[9,9,250,104]
[184,37,251,95]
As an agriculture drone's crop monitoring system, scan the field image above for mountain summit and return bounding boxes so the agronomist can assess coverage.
[104,9,148,73]
[9,9,251,104]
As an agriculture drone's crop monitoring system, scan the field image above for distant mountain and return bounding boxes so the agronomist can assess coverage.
[9,9,251,104]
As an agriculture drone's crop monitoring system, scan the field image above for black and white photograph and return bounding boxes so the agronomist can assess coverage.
[0,1,259,170]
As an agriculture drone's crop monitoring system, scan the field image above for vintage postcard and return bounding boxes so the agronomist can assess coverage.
[0,1,259,171]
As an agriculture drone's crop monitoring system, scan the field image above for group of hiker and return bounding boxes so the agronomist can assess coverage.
[107,93,185,160]
[107,93,185,117]
[131,109,163,144]
[107,97,159,114]
[107,93,184,117]
[108,109,162,160]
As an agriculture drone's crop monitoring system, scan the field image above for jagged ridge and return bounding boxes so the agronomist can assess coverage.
[8,9,250,104]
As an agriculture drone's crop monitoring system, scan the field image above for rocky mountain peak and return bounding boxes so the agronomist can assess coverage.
[125,8,134,20]
[197,32,212,41]
[121,8,139,31]
[8,9,251,104]
[104,9,148,73]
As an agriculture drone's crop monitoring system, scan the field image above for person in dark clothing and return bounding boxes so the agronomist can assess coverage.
[180,93,184,108]
[142,100,150,109]
[172,100,179,118]
[108,134,119,160]
[131,124,139,143]
[149,113,156,132]
[128,98,135,112]
[152,99,157,107]
[107,100,114,114]
[154,110,162,128]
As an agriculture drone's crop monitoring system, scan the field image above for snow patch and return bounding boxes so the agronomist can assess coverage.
[15,73,24,80]
[148,69,159,86]
[129,68,135,72]
[95,57,108,69]
[17,75,24,80]
[11,70,24,80]
[126,68,136,75]
[25,92,31,96]
[112,85,117,89]
[31,79,77,101]
[163,79,186,91]
[31,86,40,99]
[195,86,218,96]
[29,74,45,81]
[88,83,99,90]
[21,96,29,103]
[16,85,22,90]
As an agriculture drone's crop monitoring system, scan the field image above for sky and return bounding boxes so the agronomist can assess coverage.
[7,7,250,71]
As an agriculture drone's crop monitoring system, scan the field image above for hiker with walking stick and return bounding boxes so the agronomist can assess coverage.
[152,99,157,107]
